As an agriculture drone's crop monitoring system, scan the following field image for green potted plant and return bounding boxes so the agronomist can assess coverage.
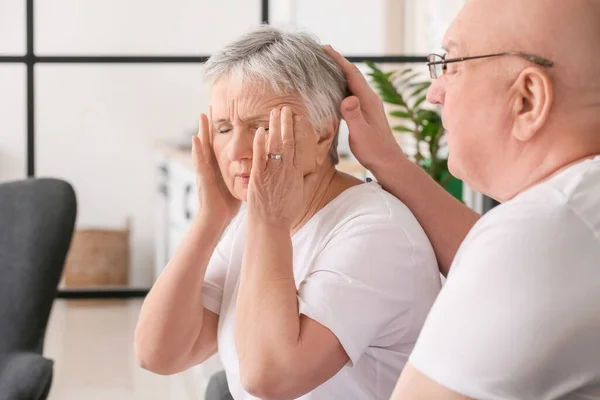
[365,61,462,200]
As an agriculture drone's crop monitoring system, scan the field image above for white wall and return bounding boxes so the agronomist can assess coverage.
[7,0,261,287]
[0,1,25,55]
[0,0,27,182]
[403,0,466,54]
[36,65,207,287]
[34,0,261,55]
[1,0,470,287]
[0,65,26,182]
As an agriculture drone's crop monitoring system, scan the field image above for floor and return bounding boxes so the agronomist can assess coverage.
[44,299,223,400]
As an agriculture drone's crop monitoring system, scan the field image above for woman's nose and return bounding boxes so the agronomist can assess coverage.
[426,78,446,106]
[227,127,254,161]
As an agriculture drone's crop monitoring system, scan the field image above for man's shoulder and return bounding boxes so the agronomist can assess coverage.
[453,194,598,280]
[469,191,591,245]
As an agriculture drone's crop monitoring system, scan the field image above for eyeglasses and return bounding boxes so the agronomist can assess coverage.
[427,52,554,79]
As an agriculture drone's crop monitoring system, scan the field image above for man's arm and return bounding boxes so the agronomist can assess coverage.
[371,150,480,276]
[324,46,480,275]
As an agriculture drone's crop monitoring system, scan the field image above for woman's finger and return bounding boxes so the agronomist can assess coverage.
[199,113,212,162]
[281,106,295,166]
[192,135,205,176]
[252,127,268,173]
[208,106,215,148]
[268,107,283,161]
[292,114,304,168]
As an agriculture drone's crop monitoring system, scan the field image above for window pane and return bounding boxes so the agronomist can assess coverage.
[35,0,261,55]
[0,65,26,182]
[403,0,465,54]
[36,65,207,288]
[291,0,465,56]
[293,0,402,56]
[0,0,26,55]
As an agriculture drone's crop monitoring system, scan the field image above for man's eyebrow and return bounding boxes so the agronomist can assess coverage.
[442,40,459,53]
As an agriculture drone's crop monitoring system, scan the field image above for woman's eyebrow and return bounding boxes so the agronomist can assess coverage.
[212,115,270,125]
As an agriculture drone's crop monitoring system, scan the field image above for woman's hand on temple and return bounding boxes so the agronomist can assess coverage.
[323,45,406,171]
[192,111,241,225]
[247,106,308,230]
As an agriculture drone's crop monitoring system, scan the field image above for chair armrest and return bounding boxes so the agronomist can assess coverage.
[0,352,53,400]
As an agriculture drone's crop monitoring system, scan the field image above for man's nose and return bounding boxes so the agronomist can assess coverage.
[426,78,445,106]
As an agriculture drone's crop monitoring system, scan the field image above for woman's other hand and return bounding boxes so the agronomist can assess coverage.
[192,111,241,226]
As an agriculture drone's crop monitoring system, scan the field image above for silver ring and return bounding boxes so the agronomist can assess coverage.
[268,153,283,160]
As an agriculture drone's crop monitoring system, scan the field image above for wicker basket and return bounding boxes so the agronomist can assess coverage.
[63,219,131,287]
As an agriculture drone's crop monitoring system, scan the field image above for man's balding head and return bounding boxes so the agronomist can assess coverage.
[428,0,600,201]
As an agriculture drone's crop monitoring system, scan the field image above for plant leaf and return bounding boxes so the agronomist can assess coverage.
[396,72,424,88]
[367,66,407,106]
[413,95,427,108]
[408,83,430,98]
[389,111,411,119]
[393,125,414,133]
[381,94,405,106]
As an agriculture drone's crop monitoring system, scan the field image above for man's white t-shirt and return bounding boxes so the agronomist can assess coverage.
[410,156,600,400]
[202,182,441,400]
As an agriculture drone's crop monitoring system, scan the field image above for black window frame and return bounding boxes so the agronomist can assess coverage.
[1,0,495,299]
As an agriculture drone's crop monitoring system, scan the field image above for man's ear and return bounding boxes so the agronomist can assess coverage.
[315,118,339,165]
[512,67,554,142]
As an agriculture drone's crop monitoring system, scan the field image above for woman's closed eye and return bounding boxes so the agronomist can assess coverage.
[217,126,233,134]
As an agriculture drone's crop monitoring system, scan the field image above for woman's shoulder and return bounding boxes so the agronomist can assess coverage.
[312,182,428,244]
[326,182,416,222]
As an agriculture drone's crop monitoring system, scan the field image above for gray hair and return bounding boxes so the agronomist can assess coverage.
[203,25,348,164]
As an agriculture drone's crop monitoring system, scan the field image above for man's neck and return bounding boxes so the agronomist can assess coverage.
[499,145,600,201]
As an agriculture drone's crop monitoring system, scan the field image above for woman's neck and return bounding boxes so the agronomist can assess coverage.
[290,165,362,235]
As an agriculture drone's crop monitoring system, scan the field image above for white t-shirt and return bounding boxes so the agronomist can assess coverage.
[410,156,600,400]
[202,182,441,400]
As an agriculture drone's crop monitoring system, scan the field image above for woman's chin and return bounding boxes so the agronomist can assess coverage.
[233,187,248,202]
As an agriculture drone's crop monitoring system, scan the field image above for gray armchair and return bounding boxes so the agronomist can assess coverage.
[0,179,76,400]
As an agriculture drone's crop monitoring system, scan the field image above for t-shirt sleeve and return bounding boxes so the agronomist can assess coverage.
[202,217,238,315]
[297,212,433,366]
[409,203,597,400]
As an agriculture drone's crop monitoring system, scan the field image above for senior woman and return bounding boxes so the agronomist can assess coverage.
[135,26,441,400]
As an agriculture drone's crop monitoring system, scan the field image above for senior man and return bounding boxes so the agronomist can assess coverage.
[327,0,600,398]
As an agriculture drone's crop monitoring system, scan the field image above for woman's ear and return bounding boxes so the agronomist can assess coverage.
[315,118,339,165]
[511,67,554,142]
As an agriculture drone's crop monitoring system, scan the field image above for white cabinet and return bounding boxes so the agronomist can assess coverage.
[155,152,198,279]
[153,148,368,280]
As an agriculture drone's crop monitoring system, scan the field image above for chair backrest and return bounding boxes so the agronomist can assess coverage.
[0,179,76,354]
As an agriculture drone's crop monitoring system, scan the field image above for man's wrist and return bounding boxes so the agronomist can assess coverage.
[365,145,408,177]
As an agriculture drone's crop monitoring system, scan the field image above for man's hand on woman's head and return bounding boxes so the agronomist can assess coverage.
[247,106,312,230]
[323,45,406,171]
[192,110,241,226]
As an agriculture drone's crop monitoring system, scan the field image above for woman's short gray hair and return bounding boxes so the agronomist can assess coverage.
[203,25,348,164]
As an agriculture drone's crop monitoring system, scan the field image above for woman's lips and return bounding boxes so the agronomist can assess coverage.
[235,173,250,184]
